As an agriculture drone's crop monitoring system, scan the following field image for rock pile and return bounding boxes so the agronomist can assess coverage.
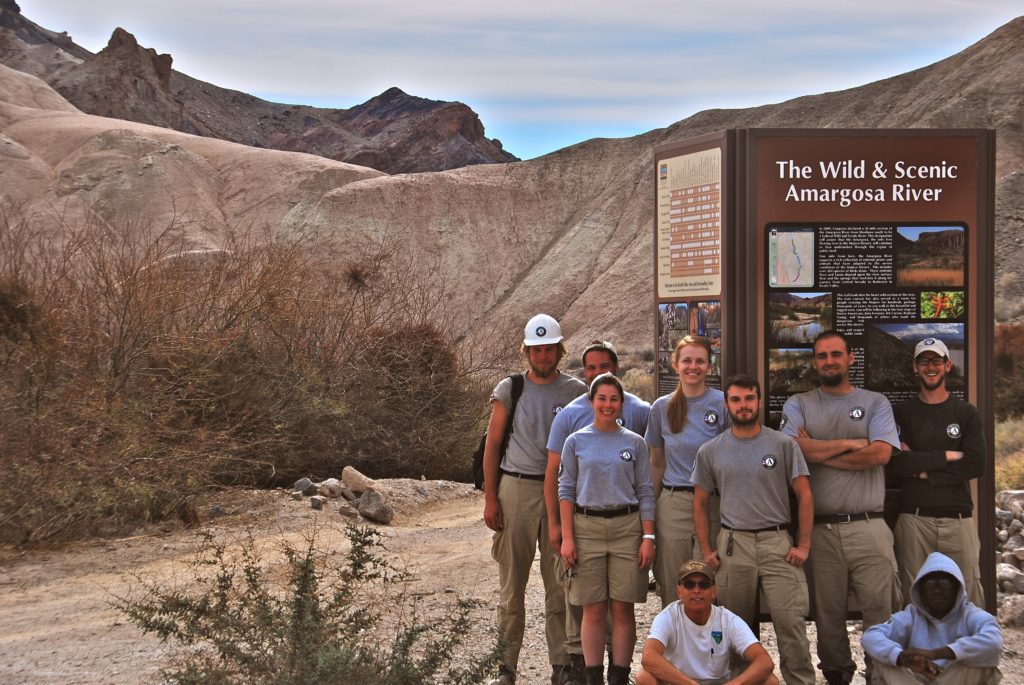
[995,490,1024,626]
[289,466,395,524]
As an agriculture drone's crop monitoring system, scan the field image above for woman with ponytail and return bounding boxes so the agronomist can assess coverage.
[644,335,728,607]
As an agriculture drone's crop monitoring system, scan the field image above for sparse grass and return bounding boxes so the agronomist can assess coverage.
[896,268,963,287]
[621,367,655,402]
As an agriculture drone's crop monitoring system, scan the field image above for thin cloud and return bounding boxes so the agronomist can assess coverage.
[18,0,1023,159]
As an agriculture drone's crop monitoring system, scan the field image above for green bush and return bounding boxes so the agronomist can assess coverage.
[114,525,501,685]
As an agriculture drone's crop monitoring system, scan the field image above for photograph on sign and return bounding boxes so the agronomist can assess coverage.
[657,300,722,396]
[895,226,965,287]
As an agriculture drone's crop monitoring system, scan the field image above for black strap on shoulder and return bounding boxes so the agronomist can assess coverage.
[501,372,525,452]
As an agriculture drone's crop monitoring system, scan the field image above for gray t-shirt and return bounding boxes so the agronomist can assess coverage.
[644,389,729,487]
[546,391,651,454]
[492,372,586,475]
[779,387,899,515]
[693,427,809,529]
[558,425,655,521]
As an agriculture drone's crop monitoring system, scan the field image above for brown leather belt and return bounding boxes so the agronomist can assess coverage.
[814,511,884,524]
[575,504,639,518]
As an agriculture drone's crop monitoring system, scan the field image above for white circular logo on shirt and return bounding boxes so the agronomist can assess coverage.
[849,407,865,421]
[946,423,961,439]
[619,449,634,462]
[553,405,563,415]
[704,410,720,426]
[616,417,624,426]
[761,455,777,470]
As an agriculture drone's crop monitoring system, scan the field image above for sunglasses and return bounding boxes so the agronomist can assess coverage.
[922,577,956,592]
[679,578,713,590]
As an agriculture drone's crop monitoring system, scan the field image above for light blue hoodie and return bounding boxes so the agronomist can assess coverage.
[862,552,1001,669]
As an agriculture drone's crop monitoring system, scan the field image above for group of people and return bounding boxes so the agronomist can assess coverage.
[481,313,1000,685]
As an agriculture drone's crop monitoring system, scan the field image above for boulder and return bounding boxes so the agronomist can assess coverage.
[996,508,1014,528]
[998,563,1024,593]
[310,495,327,510]
[358,490,394,524]
[338,502,359,519]
[289,491,303,501]
[1007,534,1024,552]
[293,477,319,496]
[1010,519,1024,536]
[319,478,343,498]
[1000,594,1024,626]
[996,491,1024,512]
[342,466,376,494]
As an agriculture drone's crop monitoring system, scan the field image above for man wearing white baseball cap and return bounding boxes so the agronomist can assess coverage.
[889,337,986,606]
[483,313,587,685]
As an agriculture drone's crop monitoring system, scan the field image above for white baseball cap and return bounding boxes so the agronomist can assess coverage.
[523,313,563,346]
[914,338,949,359]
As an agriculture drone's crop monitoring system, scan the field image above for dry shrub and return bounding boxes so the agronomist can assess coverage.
[0,205,490,544]
[621,367,655,402]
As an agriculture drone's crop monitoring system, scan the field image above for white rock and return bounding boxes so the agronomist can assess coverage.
[342,466,377,494]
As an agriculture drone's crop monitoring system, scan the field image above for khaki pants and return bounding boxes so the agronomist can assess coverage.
[715,528,814,685]
[491,476,568,671]
[871,662,1001,685]
[654,489,720,607]
[810,517,901,683]
[895,513,984,606]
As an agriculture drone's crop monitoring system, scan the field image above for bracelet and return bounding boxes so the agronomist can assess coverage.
[642,534,656,541]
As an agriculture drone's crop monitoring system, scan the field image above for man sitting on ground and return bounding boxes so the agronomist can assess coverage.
[636,560,778,685]
[862,552,1001,685]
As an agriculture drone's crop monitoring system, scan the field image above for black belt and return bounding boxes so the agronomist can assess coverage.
[814,511,884,525]
[902,507,971,519]
[575,504,639,518]
[722,523,787,533]
[662,484,694,492]
[500,468,544,481]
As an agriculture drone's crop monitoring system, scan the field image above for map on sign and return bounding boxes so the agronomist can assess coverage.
[768,227,815,287]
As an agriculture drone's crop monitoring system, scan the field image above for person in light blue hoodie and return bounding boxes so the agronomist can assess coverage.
[862,552,1001,685]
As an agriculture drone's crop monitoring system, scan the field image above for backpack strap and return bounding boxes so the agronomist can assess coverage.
[500,372,526,454]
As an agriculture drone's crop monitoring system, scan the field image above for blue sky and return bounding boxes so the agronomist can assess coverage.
[897,226,965,241]
[21,1,1023,161]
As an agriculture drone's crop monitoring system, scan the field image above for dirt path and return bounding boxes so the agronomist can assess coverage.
[0,483,1020,685]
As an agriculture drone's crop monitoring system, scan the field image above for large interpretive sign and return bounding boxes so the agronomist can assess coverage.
[652,129,996,610]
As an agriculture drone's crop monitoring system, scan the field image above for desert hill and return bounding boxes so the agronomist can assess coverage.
[1,13,1023,353]
[0,1,516,173]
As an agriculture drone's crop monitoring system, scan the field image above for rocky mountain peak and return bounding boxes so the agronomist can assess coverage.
[0,0,20,14]
[99,27,172,90]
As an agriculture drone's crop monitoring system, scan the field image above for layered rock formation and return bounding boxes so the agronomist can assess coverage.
[0,4,517,173]
[1,12,1022,354]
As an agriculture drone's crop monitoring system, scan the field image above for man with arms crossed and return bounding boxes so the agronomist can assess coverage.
[890,338,986,606]
[636,560,778,685]
[693,375,815,685]
[780,330,901,685]
[545,340,652,683]
[484,314,588,685]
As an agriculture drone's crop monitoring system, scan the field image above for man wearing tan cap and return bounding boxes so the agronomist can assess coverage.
[636,560,778,685]
[890,337,986,606]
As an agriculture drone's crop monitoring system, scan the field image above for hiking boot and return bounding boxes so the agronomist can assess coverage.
[584,664,604,685]
[607,664,630,685]
[551,663,572,685]
[566,653,586,685]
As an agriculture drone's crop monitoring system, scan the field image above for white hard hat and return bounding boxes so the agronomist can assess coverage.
[524,313,563,346]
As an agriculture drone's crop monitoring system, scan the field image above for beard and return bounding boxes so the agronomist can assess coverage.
[730,409,760,426]
[919,371,945,392]
[530,363,556,379]
[819,372,844,387]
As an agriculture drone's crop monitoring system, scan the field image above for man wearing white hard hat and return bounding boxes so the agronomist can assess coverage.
[483,313,587,685]
[889,337,986,606]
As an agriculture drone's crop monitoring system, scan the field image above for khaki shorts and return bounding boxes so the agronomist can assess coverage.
[568,511,648,605]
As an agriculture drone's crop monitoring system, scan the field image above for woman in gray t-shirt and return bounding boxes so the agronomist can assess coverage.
[559,373,656,685]
[644,335,728,607]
